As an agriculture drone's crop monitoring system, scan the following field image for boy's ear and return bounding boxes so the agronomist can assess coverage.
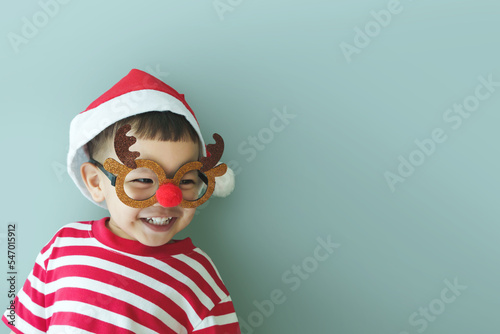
[80,162,106,203]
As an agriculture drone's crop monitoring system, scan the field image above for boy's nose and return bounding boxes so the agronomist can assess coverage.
[156,182,183,207]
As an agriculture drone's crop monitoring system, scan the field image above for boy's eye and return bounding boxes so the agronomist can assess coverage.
[131,178,154,184]
[180,179,195,185]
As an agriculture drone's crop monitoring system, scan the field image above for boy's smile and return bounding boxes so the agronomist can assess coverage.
[95,135,200,247]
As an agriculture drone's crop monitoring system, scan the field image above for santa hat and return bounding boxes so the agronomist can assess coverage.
[67,69,235,209]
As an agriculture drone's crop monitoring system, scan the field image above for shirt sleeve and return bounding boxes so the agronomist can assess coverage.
[192,295,241,334]
[2,251,48,334]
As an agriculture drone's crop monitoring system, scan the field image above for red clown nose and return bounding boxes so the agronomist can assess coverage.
[156,183,183,207]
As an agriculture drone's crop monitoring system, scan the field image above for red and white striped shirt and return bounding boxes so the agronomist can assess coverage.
[2,217,241,333]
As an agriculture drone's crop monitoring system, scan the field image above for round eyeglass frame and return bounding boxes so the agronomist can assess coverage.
[89,157,226,208]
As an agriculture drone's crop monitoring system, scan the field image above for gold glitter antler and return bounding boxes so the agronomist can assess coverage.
[200,134,224,173]
[114,124,140,169]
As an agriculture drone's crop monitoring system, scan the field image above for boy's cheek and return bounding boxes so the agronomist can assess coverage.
[184,208,196,220]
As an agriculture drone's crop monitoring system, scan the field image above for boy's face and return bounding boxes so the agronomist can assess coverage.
[97,135,200,247]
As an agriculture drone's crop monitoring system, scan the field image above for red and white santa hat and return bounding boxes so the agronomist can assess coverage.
[67,69,235,209]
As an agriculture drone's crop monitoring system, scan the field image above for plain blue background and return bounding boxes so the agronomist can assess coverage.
[1,0,500,333]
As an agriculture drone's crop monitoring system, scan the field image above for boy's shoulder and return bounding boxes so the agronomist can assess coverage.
[34,219,97,270]
[58,220,94,233]
[48,220,93,239]
[40,219,97,254]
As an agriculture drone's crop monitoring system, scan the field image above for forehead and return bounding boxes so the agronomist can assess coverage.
[119,137,200,173]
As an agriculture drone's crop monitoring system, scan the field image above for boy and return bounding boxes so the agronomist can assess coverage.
[2,69,239,333]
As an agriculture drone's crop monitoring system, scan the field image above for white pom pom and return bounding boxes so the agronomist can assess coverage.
[213,164,235,197]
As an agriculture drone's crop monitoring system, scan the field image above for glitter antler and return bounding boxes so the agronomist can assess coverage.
[114,124,140,169]
[200,134,224,173]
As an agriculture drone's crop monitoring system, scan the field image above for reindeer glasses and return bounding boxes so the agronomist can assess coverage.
[89,124,228,209]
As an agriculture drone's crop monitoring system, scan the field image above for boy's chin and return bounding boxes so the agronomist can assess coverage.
[140,239,173,247]
[140,229,177,246]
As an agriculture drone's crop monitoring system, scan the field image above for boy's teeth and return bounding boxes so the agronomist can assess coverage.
[146,217,173,225]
